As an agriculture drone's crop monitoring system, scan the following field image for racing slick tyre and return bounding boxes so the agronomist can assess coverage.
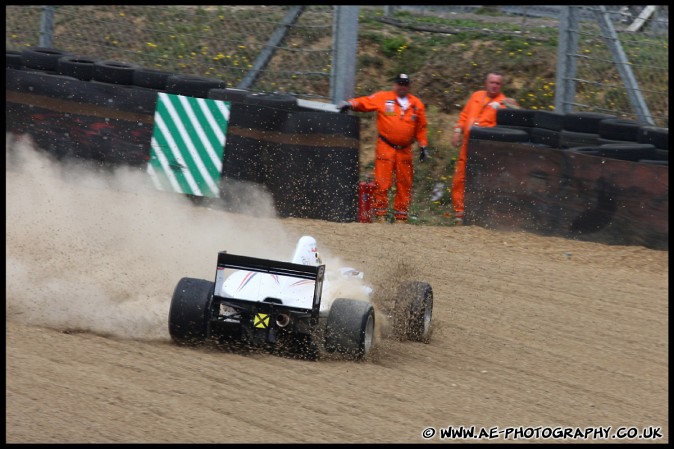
[168,277,214,346]
[324,298,375,360]
[394,281,433,343]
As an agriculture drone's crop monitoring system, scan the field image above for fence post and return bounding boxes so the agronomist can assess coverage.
[330,5,359,104]
[237,5,305,91]
[594,5,654,125]
[39,5,56,48]
[554,6,580,114]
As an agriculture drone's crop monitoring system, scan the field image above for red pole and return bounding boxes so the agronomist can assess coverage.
[358,180,375,223]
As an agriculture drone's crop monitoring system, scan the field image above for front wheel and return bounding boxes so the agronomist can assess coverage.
[395,281,433,343]
[168,277,214,345]
[324,298,375,360]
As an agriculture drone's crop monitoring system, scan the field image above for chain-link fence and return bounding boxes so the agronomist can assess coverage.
[362,5,668,127]
[5,5,335,99]
[5,5,669,125]
[570,5,668,126]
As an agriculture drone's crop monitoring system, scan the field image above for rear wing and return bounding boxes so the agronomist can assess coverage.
[213,251,325,315]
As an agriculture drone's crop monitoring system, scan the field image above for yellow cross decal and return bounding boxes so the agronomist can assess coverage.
[254,313,270,329]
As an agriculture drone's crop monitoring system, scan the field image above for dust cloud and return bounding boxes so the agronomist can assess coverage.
[5,133,301,341]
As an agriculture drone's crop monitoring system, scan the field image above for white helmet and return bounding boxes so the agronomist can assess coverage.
[291,235,322,266]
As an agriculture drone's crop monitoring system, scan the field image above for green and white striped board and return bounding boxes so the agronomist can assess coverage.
[147,92,230,197]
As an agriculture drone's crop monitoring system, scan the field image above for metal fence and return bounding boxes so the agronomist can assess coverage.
[5,5,337,99]
[5,5,669,126]
[369,5,668,127]
[566,5,668,126]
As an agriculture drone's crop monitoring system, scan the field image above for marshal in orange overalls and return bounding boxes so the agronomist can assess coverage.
[451,90,508,219]
[347,91,428,221]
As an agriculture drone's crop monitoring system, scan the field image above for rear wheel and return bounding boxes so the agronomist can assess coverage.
[168,277,214,345]
[395,281,433,343]
[324,298,375,360]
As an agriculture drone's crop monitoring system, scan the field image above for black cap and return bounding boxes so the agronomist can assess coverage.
[394,73,410,85]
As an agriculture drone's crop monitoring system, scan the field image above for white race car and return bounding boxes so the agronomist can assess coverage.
[168,236,432,360]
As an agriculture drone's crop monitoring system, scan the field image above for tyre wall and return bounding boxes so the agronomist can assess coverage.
[6,47,361,222]
[264,111,360,222]
[463,139,668,250]
[6,67,157,166]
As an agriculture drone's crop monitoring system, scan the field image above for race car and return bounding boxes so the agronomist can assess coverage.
[168,235,433,360]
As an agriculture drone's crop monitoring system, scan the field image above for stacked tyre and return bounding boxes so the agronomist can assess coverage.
[494,108,536,142]
[214,94,292,212]
[530,110,565,148]
[636,126,668,165]
[559,111,616,149]
[264,110,360,222]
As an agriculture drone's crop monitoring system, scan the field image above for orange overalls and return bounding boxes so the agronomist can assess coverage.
[451,90,507,218]
[348,91,428,221]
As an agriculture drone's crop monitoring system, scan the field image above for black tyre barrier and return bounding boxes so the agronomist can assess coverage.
[530,127,560,147]
[527,142,552,148]
[282,109,359,135]
[228,101,289,132]
[494,124,531,136]
[6,69,82,101]
[559,130,600,149]
[7,69,156,166]
[263,111,359,222]
[465,139,668,250]
[651,149,669,161]
[93,60,140,85]
[56,55,98,81]
[533,110,564,131]
[6,50,23,68]
[597,137,636,145]
[566,147,601,156]
[597,143,656,162]
[7,68,155,113]
[598,118,641,142]
[469,126,529,142]
[17,68,59,77]
[638,159,668,165]
[6,73,82,160]
[21,46,73,71]
[208,88,251,105]
[637,126,668,150]
[562,112,617,134]
[132,67,174,90]
[219,102,290,212]
[496,108,535,127]
[244,92,298,111]
[166,74,227,98]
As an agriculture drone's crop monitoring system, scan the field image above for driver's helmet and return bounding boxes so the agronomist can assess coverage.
[291,235,322,266]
